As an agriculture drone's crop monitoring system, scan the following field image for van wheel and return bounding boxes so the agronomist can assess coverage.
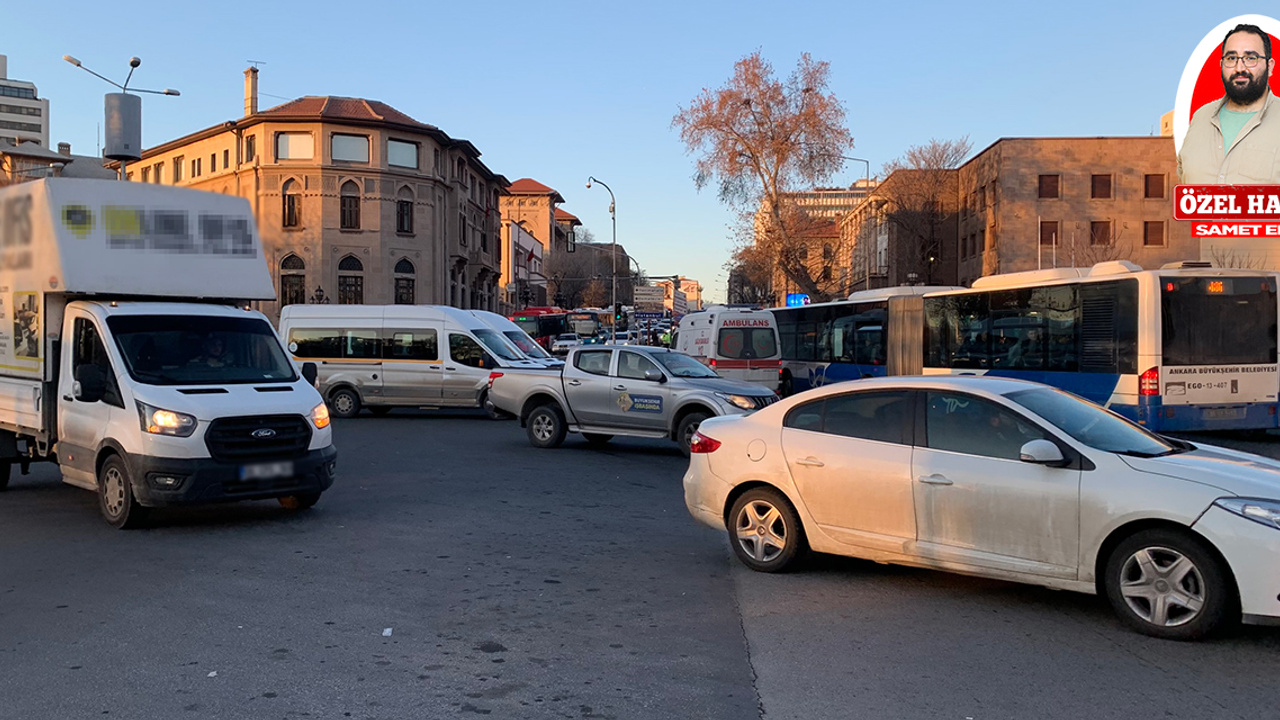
[98,455,149,530]
[779,374,794,397]
[0,463,10,491]
[329,388,361,418]
[676,412,710,457]
[1103,528,1236,640]
[527,405,566,449]
[279,492,322,510]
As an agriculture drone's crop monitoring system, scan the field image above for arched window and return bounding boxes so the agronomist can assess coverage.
[394,258,415,305]
[340,180,360,229]
[396,186,414,234]
[282,179,301,227]
[338,254,364,304]
[822,243,834,263]
[280,254,306,307]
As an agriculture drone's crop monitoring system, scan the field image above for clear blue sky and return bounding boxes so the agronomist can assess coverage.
[3,1,1263,302]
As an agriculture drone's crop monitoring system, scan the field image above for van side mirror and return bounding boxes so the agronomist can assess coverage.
[644,368,666,383]
[1019,439,1067,466]
[74,364,107,403]
[301,362,318,386]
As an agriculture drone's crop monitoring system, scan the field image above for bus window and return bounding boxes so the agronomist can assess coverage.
[1162,276,1278,366]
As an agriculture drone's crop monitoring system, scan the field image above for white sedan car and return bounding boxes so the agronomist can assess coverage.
[683,375,1280,640]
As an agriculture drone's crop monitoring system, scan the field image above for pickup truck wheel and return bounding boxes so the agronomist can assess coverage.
[329,388,361,418]
[279,492,322,510]
[98,455,149,530]
[480,390,507,420]
[583,433,613,446]
[0,462,10,491]
[527,405,567,449]
[677,412,710,457]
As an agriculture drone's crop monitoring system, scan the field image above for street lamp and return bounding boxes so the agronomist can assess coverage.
[63,54,180,179]
[836,156,874,291]
[586,176,617,320]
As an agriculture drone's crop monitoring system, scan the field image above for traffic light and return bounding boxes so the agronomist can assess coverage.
[614,303,623,322]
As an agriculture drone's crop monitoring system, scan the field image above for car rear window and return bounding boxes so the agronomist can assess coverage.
[718,327,778,359]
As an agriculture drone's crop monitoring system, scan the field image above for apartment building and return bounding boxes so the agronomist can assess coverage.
[119,69,508,317]
[0,55,50,147]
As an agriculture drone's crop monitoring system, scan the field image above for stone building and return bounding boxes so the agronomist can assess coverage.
[118,68,508,318]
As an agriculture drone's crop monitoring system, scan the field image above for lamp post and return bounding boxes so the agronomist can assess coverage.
[586,176,616,319]
[63,54,179,180]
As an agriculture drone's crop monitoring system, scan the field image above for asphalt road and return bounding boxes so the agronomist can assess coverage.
[2,415,1279,720]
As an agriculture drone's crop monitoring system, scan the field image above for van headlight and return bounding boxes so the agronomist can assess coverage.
[311,402,331,429]
[1215,498,1280,530]
[716,393,757,411]
[137,401,198,437]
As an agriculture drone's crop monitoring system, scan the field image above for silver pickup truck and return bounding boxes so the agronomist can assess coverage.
[487,345,779,455]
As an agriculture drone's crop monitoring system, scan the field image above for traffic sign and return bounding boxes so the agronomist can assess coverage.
[635,312,663,320]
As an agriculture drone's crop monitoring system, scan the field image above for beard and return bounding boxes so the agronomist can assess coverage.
[1223,66,1271,105]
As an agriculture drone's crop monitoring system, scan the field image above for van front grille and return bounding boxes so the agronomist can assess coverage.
[205,414,311,462]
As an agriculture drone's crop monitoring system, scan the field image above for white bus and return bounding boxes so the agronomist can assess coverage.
[922,261,1279,432]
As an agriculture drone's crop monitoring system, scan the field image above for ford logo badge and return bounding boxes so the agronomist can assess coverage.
[251,428,277,439]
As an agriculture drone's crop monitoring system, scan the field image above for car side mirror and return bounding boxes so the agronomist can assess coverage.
[644,368,666,383]
[301,362,318,386]
[73,364,107,403]
[1019,439,1067,466]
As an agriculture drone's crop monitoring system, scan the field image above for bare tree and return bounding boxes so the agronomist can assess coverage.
[674,51,853,300]
[877,137,971,284]
[725,241,776,306]
[581,279,608,307]
[1207,245,1273,269]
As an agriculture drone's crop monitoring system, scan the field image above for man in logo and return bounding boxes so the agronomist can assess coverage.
[1178,24,1280,184]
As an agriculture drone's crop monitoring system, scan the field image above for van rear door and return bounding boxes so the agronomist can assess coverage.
[383,326,444,402]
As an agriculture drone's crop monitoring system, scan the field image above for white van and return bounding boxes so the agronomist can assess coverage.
[674,306,781,391]
[0,179,336,528]
[278,305,542,418]
[467,310,564,368]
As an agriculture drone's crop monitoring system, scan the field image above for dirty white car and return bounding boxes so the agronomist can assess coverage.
[684,375,1280,640]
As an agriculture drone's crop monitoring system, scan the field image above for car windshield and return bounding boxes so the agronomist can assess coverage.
[107,314,297,386]
[1005,387,1179,456]
[473,329,524,362]
[504,330,552,358]
[654,351,719,378]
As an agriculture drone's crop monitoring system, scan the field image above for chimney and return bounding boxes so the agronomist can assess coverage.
[244,67,259,116]
[58,142,71,156]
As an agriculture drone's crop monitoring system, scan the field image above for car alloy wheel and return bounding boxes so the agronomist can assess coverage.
[1117,546,1206,628]
[736,498,788,564]
[531,414,555,442]
[728,487,806,572]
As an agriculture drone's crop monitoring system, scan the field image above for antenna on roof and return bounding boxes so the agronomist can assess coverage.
[247,60,267,69]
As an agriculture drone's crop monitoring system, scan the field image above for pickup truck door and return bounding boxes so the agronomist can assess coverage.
[58,314,127,484]
[563,349,615,425]
[611,351,672,431]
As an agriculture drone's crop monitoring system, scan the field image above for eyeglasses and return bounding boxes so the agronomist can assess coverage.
[1222,52,1268,68]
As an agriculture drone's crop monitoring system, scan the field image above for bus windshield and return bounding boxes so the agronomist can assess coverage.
[1161,276,1278,366]
[108,315,298,385]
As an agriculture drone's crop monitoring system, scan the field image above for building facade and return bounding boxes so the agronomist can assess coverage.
[118,69,508,318]
[838,137,1197,292]
[0,55,49,148]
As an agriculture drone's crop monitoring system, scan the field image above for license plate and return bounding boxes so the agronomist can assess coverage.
[1203,407,1245,420]
[239,461,294,480]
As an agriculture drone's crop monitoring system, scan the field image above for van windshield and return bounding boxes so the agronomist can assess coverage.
[107,315,298,385]
[473,329,525,362]
[504,330,553,359]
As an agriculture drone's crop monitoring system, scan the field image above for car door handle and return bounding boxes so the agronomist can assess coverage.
[62,394,73,402]
[795,457,824,467]
[567,379,582,386]
[918,474,954,486]
[613,385,628,391]
[445,367,457,371]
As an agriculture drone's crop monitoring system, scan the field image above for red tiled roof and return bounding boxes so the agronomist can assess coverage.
[554,208,579,222]
[257,96,439,133]
[507,178,559,195]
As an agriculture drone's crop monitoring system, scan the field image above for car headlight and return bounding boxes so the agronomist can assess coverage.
[137,401,198,437]
[311,402,331,429]
[1214,497,1280,531]
[716,393,757,411]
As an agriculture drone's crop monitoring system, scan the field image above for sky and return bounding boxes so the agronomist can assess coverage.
[2,1,1268,303]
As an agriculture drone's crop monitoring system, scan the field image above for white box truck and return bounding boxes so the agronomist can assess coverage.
[0,178,336,528]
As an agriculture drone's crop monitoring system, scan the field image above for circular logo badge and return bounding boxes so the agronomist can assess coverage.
[61,205,94,238]
[288,342,299,353]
